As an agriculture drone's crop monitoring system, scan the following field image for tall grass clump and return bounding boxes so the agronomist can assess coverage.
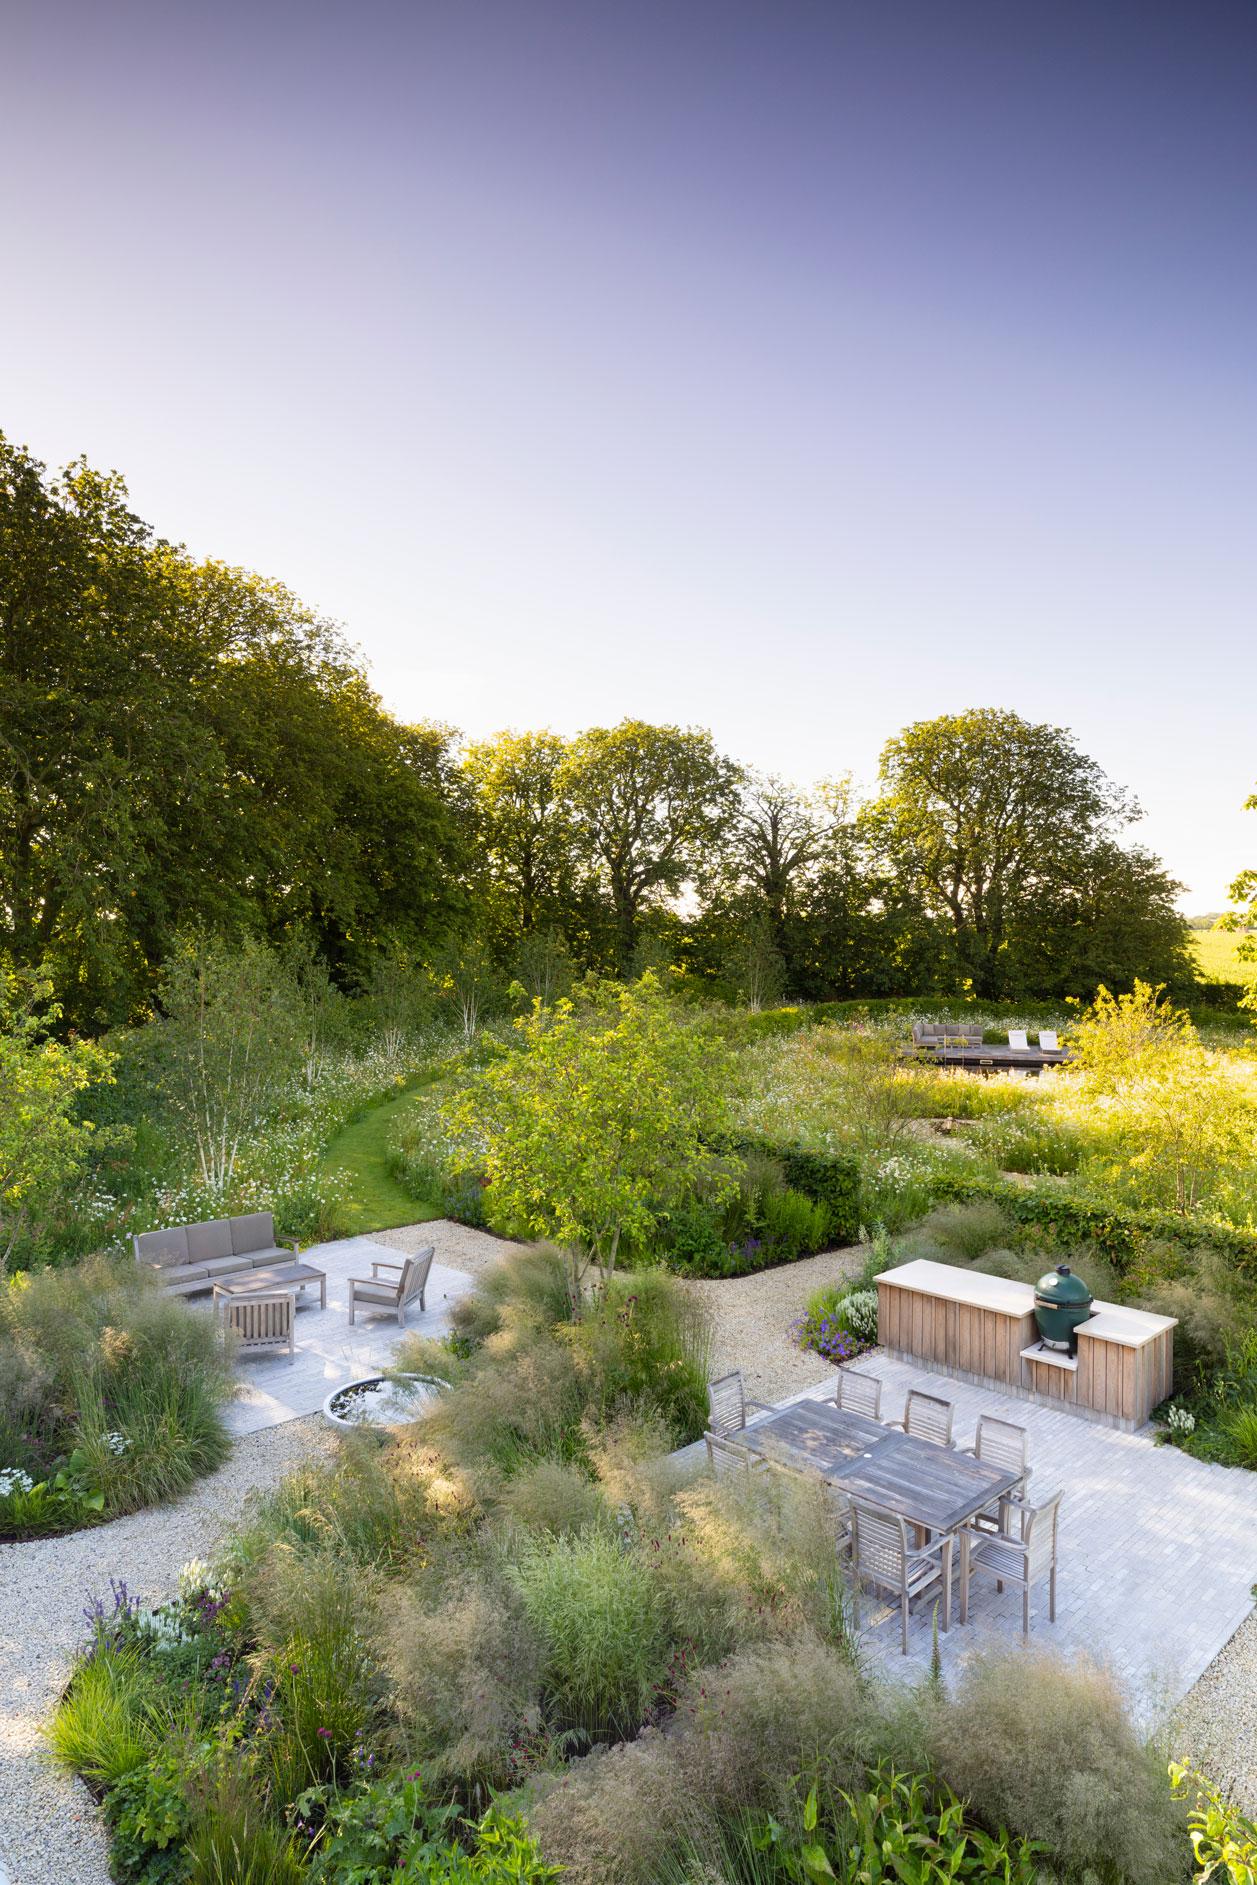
[43,1644,157,1789]
[923,1644,1188,1885]
[0,1256,236,1535]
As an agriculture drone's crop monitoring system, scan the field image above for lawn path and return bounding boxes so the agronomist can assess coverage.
[319,1077,442,1234]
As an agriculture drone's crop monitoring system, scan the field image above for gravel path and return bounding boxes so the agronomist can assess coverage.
[373,1216,524,1279]
[0,1415,336,1885]
[1172,1610,1257,1814]
[683,1245,868,1403]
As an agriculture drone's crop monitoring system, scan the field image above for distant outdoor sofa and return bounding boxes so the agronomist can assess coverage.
[133,1211,299,1297]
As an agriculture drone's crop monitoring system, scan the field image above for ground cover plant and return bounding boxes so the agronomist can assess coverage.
[0,1256,236,1538]
[47,1238,1227,1885]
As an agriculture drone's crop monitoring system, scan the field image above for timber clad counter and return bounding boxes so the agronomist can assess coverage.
[875,1260,1176,1432]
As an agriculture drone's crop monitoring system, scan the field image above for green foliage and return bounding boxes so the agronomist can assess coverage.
[0,1256,235,1536]
[0,434,466,1029]
[776,1148,861,1244]
[45,1646,157,1789]
[301,1769,460,1881]
[0,969,120,1270]
[1170,1761,1257,1884]
[445,975,739,1288]
[508,1526,674,1739]
[104,1754,195,1885]
[754,1768,1044,1885]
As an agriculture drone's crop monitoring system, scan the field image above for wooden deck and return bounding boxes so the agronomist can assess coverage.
[909,1045,1070,1073]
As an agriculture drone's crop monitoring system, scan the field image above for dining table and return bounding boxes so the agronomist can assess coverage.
[733,1397,1022,1631]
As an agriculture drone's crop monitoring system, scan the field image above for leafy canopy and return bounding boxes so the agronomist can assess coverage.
[444,974,739,1287]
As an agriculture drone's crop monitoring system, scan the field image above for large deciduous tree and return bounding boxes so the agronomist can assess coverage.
[0,435,465,1025]
[561,720,740,970]
[870,709,1165,998]
[461,729,577,937]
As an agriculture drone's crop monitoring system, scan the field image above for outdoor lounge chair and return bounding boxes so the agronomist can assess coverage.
[850,1497,953,1652]
[959,1415,1031,1531]
[959,1487,1062,1637]
[1039,1031,1059,1052]
[1008,1029,1030,1051]
[706,1370,775,1438]
[835,1368,883,1421]
[347,1247,435,1327]
[223,1290,295,1364]
[887,1389,955,1448]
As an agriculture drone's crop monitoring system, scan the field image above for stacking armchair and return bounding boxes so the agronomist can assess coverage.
[707,1370,774,1438]
[850,1497,953,1653]
[887,1389,955,1448]
[224,1290,295,1364]
[347,1247,435,1327]
[835,1368,883,1421]
[960,1415,1031,1531]
[705,1430,767,1485]
[959,1487,1062,1637]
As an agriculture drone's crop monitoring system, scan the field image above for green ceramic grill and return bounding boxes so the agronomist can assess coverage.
[1033,1263,1094,1351]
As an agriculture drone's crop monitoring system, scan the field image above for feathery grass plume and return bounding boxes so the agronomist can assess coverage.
[924,1644,1189,1885]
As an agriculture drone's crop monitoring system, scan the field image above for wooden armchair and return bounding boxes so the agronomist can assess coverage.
[347,1246,435,1327]
[960,1415,1031,1530]
[959,1487,1062,1637]
[850,1497,953,1652]
[224,1290,295,1364]
[706,1370,775,1438]
[835,1368,882,1421]
[887,1389,955,1448]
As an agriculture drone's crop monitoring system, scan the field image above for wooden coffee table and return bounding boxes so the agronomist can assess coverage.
[212,1263,327,1313]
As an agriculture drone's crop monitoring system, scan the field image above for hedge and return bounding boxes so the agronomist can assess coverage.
[733,1136,862,1247]
[923,1169,1257,1277]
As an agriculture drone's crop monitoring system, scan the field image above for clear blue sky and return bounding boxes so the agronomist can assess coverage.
[3,1,1255,907]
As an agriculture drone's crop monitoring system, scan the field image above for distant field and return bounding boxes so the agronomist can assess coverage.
[1190,928,1256,983]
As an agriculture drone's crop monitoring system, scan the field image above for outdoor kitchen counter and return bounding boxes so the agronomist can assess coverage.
[875,1259,1176,1432]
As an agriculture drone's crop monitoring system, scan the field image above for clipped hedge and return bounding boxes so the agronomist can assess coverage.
[924,1169,1257,1276]
[733,1136,862,1247]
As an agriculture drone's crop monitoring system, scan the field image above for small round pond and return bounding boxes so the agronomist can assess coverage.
[323,1373,445,1433]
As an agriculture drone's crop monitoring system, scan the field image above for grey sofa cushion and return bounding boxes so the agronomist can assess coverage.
[158,1261,211,1285]
[248,1248,296,1268]
[351,1284,399,1305]
[186,1218,234,1264]
[134,1226,190,1269]
[203,1255,251,1277]
[231,1211,276,1256]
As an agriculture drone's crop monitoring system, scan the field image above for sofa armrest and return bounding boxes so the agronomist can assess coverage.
[370,1259,404,1277]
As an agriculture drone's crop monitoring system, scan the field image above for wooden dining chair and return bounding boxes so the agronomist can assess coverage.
[704,1430,767,1486]
[887,1389,955,1448]
[959,1487,1062,1637]
[835,1369,882,1421]
[960,1415,1031,1530]
[706,1370,774,1438]
[849,1497,953,1653]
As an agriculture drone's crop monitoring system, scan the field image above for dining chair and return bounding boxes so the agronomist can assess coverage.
[706,1370,775,1438]
[849,1497,953,1653]
[887,1389,955,1448]
[835,1369,882,1421]
[959,1487,1062,1638]
[959,1415,1031,1530]
[704,1430,767,1486]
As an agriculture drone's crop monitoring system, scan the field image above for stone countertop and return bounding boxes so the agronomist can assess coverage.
[875,1260,1176,1347]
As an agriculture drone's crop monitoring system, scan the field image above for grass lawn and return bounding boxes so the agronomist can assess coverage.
[320,1078,442,1234]
[1190,929,1256,982]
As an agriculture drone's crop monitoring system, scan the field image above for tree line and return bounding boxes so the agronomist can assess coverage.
[1,434,1194,1031]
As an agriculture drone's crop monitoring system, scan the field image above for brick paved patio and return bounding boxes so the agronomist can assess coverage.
[680,1354,1257,1718]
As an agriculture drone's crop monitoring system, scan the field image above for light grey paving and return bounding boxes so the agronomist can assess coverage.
[680,1355,1257,1720]
[216,1236,476,1435]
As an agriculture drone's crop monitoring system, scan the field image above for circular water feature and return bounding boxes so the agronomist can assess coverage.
[322,1372,445,1432]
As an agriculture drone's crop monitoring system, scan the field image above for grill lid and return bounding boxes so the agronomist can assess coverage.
[1034,1262,1093,1308]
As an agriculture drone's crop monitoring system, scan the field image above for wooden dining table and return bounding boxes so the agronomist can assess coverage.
[734,1398,1022,1630]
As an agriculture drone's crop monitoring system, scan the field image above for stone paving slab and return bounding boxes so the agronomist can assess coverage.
[218,1236,476,1434]
[679,1354,1257,1719]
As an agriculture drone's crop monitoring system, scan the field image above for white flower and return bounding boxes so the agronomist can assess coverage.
[0,1469,34,1499]
[104,1432,130,1456]
[1166,1405,1196,1437]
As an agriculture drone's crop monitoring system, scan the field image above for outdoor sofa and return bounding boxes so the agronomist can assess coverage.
[133,1212,300,1297]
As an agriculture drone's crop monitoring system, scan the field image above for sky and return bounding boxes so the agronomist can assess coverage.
[2,0,1255,909]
